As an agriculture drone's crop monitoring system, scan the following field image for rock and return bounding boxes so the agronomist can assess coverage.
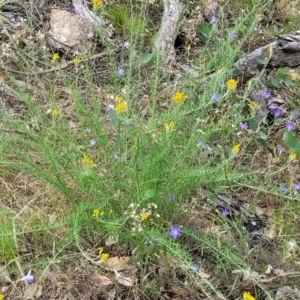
[48,9,93,50]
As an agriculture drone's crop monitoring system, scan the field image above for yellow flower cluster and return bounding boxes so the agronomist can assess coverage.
[93,0,103,9]
[173,91,188,105]
[51,53,59,64]
[140,212,149,221]
[248,101,260,110]
[290,153,297,160]
[93,209,104,217]
[98,247,109,262]
[163,121,176,133]
[232,144,241,153]
[243,291,256,300]
[115,95,128,114]
[51,108,63,117]
[81,154,97,168]
[72,56,80,63]
[226,79,238,91]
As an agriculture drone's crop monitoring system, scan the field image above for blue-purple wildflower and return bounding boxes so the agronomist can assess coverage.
[168,225,182,240]
[210,15,218,24]
[280,184,288,192]
[191,263,199,271]
[228,31,236,39]
[277,145,285,154]
[221,208,229,216]
[263,91,272,99]
[294,183,300,191]
[117,67,125,76]
[286,121,295,131]
[239,122,249,130]
[89,139,96,147]
[272,108,283,117]
[197,140,205,147]
[211,93,221,102]
[182,65,189,72]
[21,269,34,284]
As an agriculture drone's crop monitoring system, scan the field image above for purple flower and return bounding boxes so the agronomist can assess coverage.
[87,32,93,39]
[228,31,236,39]
[197,140,205,147]
[209,15,218,24]
[89,139,96,147]
[219,83,226,89]
[263,91,272,99]
[211,93,221,102]
[182,65,189,72]
[221,208,229,216]
[268,103,277,110]
[191,263,198,271]
[239,122,249,130]
[294,183,300,191]
[168,194,176,201]
[272,108,283,117]
[21,269,34,284]
[286,121,295,131]
[168,225,181,240]
[277,145,285,154]
[117,67,125,76]
[280,184,288,192]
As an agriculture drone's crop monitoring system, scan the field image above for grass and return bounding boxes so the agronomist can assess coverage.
[1,0,300,299]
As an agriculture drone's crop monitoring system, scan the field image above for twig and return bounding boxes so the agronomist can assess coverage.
[3,51,108,76]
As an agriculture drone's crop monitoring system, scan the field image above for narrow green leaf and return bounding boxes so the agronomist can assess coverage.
[108,109,119,127]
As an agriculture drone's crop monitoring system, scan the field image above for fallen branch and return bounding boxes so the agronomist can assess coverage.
[234,31,300,83]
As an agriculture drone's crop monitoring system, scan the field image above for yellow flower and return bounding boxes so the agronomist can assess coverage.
[51,53,59,64]
[248,101,260,110]
[82,154,97,168]
[243,291,256,300]
[290,153,297,160]
[232,144,241,153]
[100,253,109,262]
[226,79,238,91]
[0,293,3,300]
[186,43,191,50]
[141,212,149,221]
[98,247,104,253]
[109,209,113,214]
[173,91,188,105]
[93,0,103,9]
[115,100,128,114]
[163,121,176,133]
[72,56,80,63]
[99,211,105,216]
[93,209,100,217]
[51,108,63,117]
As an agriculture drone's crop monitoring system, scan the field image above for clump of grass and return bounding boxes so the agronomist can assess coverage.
[0,0,300,298]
